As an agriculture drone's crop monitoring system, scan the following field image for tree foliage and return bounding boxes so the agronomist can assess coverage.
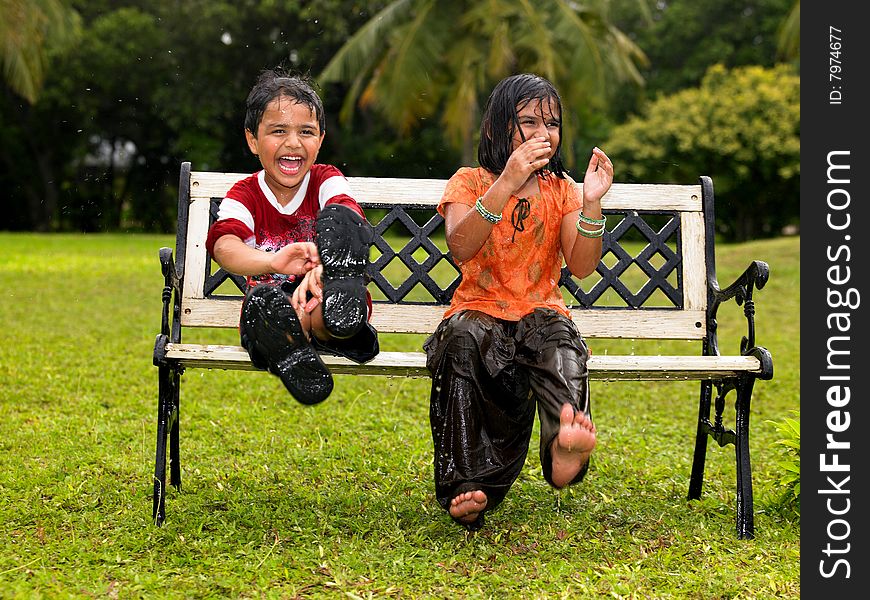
[0,1,798,236]
[608,0,795,121]
[0,0,80,103]
[319,0,648,164]
[1,1,391,231]
[604,64,799,241]
[777,1,800,61]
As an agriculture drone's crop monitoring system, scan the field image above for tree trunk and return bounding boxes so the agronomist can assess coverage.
[33,151,59,232]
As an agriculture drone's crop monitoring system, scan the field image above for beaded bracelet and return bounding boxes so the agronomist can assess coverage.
[475,197,502,224]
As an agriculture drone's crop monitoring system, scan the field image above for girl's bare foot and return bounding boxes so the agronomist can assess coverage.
[550,403,597,488]
[449,489,488,525]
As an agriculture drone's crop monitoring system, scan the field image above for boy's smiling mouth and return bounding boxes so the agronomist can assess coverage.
[279,155,304,175]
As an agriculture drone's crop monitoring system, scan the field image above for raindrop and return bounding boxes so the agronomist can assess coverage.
[221,32,232,45]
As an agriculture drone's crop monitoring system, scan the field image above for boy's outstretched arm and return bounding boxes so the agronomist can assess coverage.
[212,234,320,276]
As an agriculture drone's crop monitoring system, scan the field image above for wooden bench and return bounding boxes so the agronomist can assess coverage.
[153,161,773,538]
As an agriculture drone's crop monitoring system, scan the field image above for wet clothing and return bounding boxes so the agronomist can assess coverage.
[276,278,378,365]
[425,309,591,514]
[205,165,365,290]
[207,165,378,365]
[426,167,593,523]
[438,167,582,321]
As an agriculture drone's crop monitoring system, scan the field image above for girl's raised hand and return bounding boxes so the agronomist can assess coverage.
[501,136,552,193]
[581,147,614,205]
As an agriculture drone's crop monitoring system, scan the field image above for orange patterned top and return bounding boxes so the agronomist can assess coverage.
[439,166,582,321]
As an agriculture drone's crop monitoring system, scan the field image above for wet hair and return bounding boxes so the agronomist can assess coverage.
[244,68,326,136]
[477,73,565,178]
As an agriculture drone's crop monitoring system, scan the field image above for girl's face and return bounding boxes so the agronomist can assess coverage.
[511,97,561,159]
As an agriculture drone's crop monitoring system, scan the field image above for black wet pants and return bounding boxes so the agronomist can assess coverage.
[424,308,592,514]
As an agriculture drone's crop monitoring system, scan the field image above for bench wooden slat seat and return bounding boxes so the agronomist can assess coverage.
[164,343,765,380]
[152,162,774,538]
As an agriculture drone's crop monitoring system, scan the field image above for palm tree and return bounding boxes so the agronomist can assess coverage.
[0,0,80,103]
[777,0,799,61]
[319,0,648,163]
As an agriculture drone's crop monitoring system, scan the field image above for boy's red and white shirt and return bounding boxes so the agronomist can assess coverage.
[205,163,365,289]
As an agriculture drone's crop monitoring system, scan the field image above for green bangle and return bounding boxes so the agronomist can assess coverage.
[577,227,605,238]
[475,197,502,224]
[577,212,606,226]
[576,220,605,238]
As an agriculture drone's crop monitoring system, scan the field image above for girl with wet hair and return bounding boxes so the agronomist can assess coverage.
[477,72,566,178]
[424,73,613,530]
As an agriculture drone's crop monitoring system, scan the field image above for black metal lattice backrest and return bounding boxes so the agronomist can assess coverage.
[202,198,247,297]
[203,198,684,310]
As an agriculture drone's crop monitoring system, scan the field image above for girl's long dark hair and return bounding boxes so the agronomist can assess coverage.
[477,73,566,178]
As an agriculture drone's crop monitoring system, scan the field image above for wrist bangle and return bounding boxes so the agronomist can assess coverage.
[475,197,502,224]
[577,212,606,227]
[576,223,605,238]
[576,211,605,238]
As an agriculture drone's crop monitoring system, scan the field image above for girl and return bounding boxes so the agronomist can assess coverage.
[424,73,613,529]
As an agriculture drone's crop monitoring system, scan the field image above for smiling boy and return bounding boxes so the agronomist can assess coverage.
[205,69,378,405]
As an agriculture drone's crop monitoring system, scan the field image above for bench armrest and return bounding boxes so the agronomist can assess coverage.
[159,247,181,338]
[707,261,773,377]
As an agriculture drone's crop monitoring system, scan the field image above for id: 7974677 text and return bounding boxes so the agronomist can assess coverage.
[829,26,843,105]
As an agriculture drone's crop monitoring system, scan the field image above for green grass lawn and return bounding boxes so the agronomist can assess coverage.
[0,233,799,598]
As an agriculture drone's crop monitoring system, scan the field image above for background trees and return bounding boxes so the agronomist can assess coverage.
[318,0,647,165]
[605,64,800,240]
[0,0,798,240]
[0,0,80,103]
[2,0,382,231]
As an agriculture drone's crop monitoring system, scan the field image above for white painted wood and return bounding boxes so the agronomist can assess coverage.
[182,197,211,300]
[189,171,702,211]
[165,343,761,379]
[178,298,707,340]
[681,212,708,310]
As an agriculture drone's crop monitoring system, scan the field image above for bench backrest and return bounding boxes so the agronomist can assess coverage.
[173,162,715,341]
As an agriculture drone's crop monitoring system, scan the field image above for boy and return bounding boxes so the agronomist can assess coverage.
[205,69,378,405]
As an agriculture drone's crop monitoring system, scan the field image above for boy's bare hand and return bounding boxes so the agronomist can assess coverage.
[291,265,323,313]
[269,242,320,275]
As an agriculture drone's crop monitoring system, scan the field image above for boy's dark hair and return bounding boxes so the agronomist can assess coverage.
[244,68,326,136]
[478,73,565,178]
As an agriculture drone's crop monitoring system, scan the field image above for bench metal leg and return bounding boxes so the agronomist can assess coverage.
[153,364,181,525]
[170,390,181,492]
[688,380,713,500]
[734,375,755,539]
[688,376,755,539]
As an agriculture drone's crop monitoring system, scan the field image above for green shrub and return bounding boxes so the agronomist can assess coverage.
[605,64,800,240]
[767,411,800,515]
